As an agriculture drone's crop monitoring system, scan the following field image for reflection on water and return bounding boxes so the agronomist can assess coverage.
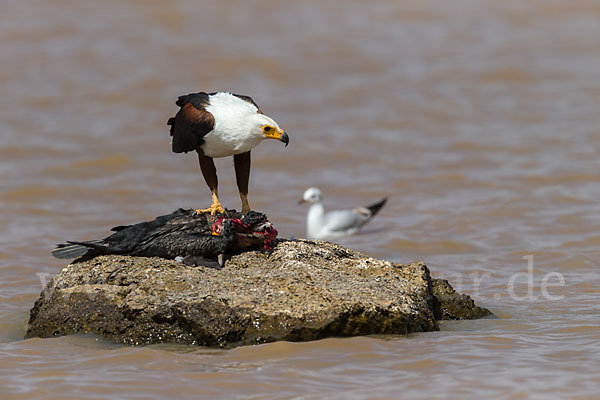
[1,0,599,398]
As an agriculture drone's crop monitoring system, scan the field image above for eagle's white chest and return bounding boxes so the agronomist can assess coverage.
[201,93,263,158]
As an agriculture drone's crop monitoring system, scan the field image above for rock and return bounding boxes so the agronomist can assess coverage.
[431,279,493,320]
[26,240,492,347]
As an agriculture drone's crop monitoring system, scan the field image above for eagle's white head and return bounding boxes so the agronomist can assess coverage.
[248,113,289,146]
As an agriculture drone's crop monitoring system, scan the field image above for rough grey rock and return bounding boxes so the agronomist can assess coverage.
[27,239,492,347]
[431,278,493,320]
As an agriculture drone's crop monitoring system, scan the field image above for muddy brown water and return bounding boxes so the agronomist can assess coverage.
[1,0,599,398]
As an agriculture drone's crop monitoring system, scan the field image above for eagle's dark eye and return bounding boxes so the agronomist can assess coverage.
[264,126,271,132]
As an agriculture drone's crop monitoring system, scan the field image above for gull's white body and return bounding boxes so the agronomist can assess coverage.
[301,187,386,240]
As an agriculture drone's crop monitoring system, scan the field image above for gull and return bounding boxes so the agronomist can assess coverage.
[299,187,387,240]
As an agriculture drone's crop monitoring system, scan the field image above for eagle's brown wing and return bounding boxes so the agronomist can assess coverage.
[168,92,215,154]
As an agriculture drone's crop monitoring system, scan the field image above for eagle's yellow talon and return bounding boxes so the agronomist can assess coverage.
[196,204,225,215]
[195,191,225,215]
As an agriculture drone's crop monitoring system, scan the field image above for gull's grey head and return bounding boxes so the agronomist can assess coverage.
[301,187,323,204]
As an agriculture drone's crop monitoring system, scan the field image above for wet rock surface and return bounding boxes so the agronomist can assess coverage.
[27,240,492,347]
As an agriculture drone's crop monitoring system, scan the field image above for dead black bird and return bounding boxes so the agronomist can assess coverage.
[51,208,278,268]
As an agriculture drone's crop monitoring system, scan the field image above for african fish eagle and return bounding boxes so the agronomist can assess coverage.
[168,92,289,215]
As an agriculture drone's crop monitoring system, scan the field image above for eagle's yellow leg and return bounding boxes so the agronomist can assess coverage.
[196,190,225,215]
[240,193,250,214]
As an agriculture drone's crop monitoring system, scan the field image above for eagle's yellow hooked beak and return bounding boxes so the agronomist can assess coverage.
[263,126,289,147]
